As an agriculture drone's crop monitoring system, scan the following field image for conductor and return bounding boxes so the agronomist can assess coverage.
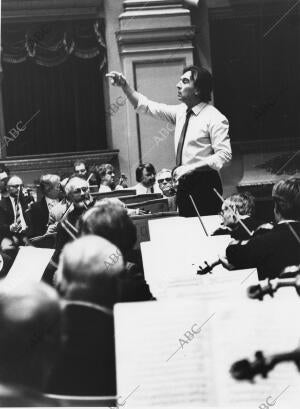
[107,66,231,216]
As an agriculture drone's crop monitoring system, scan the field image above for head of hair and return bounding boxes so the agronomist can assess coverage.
[224,192,255,217]
[79,201,137,260]
[96,164,114,183]
[0,281,61,390]
[7,175,23,186]
[182,65,212,103]
[73,160,87,172]
[157,168,172,179]
[272,178,300,220]
[55,235,124,306]
[39,174,60,195]
[136,163,156,183]
[64,176,88,197]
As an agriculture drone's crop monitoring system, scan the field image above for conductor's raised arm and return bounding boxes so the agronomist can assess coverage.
[106,71,139,109]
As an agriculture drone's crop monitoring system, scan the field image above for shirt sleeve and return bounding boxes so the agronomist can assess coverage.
[204,114,232,172]
[135,93,177,124]
[226,235,267,269]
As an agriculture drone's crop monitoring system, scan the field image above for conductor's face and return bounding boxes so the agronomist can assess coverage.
[176,71,198,105]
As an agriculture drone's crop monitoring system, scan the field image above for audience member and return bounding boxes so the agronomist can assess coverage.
[213,192,261,240]
[0,176,32,243]
[73,160,88,179]
[79,201,153,301]
[133,163,161,194]
[0,281,61,406]
[47,235,121,396]
[225,178,300,280]
[157,168,177,211]
[28,174,61,237]
[0,164,10,200]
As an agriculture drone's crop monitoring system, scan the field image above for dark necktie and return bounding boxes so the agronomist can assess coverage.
[176,109,193,166]
[14,198,22,230]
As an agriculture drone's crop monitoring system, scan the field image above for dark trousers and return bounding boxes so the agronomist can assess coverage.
[176,170,223,217]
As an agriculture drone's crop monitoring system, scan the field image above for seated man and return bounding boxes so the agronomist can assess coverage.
[0,176,32,244]
[225,178,300,280]
[133,163,161,194]
[0,164,10,200]
[213,192,261,240]
[47,235,122,396]
[157,168,177,211]
[28,174,61,237]
[79,200,154,301]
[55,176,93,254]
[0,281,61,406]
[73,160,88,180]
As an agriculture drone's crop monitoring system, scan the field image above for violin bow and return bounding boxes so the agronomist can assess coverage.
[213,188,253,237]
[189,194,208,236]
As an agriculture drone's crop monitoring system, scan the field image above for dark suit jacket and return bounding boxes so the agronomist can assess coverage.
[226,221,300,280]
[0,196,31,240]
[46,302,116,396]
[27,196,49,237]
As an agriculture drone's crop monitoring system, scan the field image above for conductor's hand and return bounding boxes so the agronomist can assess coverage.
[173,165,193,182]
[106,71,127,87]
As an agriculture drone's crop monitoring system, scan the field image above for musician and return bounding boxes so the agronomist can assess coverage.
[133,163,161,194]
[55,177,93,254]
[107,66,231,216]
[225,178,300,280]
[0,281,61,406]
[28,174,61,237]
[48,235,120,396]
[78,201,153,302]
[213,192,261,240]
[0,176,32,242]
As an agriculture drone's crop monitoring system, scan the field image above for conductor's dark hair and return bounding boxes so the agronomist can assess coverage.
[79,202,137,260]
[183,65,212,103]
[136,163,156,183]
[272,178,300,220]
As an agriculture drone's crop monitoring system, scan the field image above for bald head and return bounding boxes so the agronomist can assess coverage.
[56,235,124,306]
[0,281,61,390]
[7,175,23,198]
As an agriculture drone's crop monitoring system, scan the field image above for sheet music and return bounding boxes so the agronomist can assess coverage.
[114,300,218,407]
[114,299,300,407]
[4,246,54,286]
[213,301,300,407]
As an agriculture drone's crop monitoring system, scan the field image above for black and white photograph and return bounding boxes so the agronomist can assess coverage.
[0,0,300,407]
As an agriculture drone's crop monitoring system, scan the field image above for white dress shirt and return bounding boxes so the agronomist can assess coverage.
[9,196,27,231]
[45,197,59,211]
[136,94,232,172]
[98,184,112,193]
[133,182,161,195]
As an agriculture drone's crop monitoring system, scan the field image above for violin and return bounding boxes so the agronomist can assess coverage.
[117,173,128,189]
[230,347,300,382]
[248,275,300,300]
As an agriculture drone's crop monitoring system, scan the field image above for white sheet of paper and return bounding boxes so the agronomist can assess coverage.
[114,298,300,407]
[4,246,54,286]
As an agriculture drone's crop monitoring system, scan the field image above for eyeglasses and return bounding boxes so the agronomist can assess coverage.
[73,186,89,194]
[8,184,23,188]
[158,178,172,184]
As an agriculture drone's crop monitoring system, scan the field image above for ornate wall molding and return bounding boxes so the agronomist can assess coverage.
[2,0,104,23]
